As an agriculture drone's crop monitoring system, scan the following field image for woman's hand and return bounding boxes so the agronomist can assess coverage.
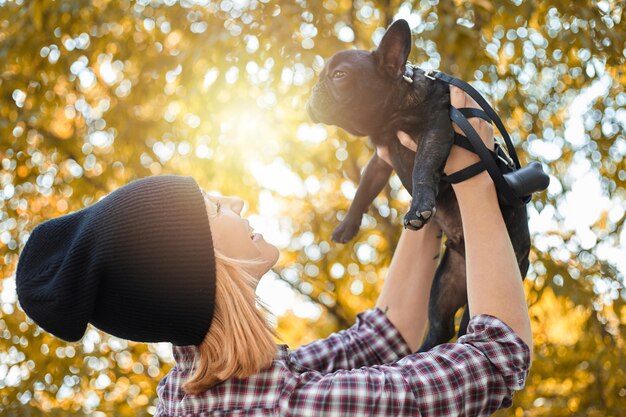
[395,85,495,181]
[444,85,495,177]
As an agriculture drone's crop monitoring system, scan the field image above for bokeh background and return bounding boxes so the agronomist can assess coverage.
[1,0,625,415]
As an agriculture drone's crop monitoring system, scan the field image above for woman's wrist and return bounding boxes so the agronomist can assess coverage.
[451,172,503,225]
[451,171,496,198]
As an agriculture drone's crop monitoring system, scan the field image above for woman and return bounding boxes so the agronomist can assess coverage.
[16,87,532,416]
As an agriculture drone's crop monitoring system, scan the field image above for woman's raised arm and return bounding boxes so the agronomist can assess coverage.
[445,85,534,359]
[375,221,442,352]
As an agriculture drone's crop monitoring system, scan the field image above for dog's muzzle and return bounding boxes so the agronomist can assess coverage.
[307,101,320,123]
[307,80,337,124]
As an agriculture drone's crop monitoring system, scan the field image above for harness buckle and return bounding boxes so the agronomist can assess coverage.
[495,145,515,168]
[424,70,439,80]
[402,64,415,84]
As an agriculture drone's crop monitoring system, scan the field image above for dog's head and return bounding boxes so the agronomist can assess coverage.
[307,19,412,136]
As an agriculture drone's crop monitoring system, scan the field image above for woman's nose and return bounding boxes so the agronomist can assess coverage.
[223,196,245,215]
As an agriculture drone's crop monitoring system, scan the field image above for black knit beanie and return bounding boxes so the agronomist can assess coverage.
[15,175,216,346]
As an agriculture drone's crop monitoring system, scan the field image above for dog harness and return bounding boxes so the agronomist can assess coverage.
[403,65,550,208]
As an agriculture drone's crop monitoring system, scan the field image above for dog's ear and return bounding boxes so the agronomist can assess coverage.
[373,19,412,78]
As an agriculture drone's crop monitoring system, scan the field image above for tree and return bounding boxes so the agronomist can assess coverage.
[0,0,624,415]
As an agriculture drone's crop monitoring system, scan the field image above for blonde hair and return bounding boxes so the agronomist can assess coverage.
[182,249,278,395]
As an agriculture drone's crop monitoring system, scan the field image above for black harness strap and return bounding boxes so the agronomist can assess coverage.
[402,65,549,206]
[427,70,522,170]
[453,132,478,153]
[456,107,491,123]
[441,161,485,184]
[406,65,532,206]
[449,106,523,206]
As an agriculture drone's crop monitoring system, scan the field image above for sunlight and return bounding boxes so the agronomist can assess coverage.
[249,159,305,197]
[217,104,277,149]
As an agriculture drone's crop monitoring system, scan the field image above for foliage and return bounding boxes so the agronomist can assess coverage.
[0,0,625,415]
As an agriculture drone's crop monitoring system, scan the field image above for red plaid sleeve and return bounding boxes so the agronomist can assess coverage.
[290,307,413,372]
[281,314,531,416]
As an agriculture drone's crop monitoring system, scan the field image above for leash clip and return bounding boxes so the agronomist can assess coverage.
[497,151,514,168]
[494,143,515,168]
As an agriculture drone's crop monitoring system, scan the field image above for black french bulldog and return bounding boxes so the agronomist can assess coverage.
[307,19,530,352]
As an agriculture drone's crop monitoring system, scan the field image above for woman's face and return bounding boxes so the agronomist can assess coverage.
[202,190,280,279]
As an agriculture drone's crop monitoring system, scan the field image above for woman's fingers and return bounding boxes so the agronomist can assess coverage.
[396,130,417,151]
[449,85,494,151]
[478,120,495,148]
[449,86,466,135]
[462,94,491,143]
[449,85,466,108]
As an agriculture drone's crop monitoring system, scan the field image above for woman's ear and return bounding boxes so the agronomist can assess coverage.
[373,19,412,78]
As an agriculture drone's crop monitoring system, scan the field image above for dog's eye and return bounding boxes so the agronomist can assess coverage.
[332,70,347,80]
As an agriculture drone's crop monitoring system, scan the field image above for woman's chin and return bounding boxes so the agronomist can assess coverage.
[249,242,280,279]
[269,243,280,264]
[258,236,280,264]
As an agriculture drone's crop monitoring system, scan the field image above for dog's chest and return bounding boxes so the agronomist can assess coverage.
[373,134,422,192]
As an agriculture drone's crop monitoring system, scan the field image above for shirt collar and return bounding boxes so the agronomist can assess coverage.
[172,344,290,372]
[172,344,199,371]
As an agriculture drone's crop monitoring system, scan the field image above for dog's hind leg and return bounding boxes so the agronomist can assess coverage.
[417,245,467,352]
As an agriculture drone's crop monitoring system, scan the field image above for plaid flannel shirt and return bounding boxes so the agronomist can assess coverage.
[155,307,530,416]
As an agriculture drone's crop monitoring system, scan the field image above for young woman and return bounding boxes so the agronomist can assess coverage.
[16,86,532,416]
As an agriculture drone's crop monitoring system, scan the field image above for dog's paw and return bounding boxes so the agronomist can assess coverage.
[331,219,360,243]
[403,207,436,230]
[403,187,437,230]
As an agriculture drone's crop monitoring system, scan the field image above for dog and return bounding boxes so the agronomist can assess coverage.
[307,19,530,352]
